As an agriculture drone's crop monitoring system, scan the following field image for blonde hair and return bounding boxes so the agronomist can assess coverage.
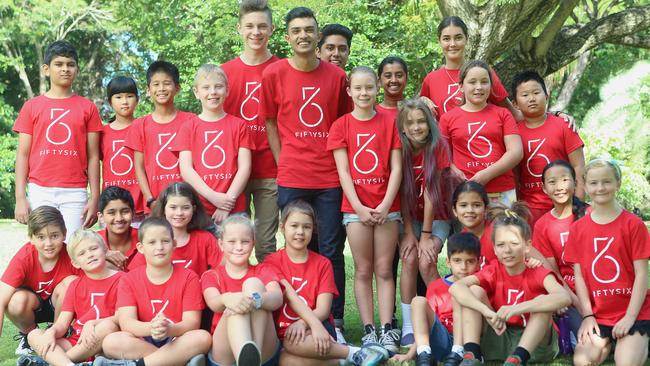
[193,64,228,89]
[487,201,532,242]
[218,213,255,240]
[585,158,622,183]
[67,229,107,260]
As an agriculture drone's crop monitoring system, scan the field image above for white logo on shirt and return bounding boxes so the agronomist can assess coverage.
[282,277,309,321]
[77,292,105,327]
[150,299,170,314]
[560,231,569,263]
[155,133,178,170]
[526,138,550,177]
[443,83,462,113]
[46,108,72,145]
[172,259,193,269]
[109,139,134,176]
[507,289,527,326]
[591,237,620,284]
[240,82,261,121]
[36,280,54,295]
[414,163,424,198]
[467,121,492,158]
[353,134,378,175]
[201,130,226,169]
[299,87,323,127]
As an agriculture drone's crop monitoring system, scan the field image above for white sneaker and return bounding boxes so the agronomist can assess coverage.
[335,327,347,344]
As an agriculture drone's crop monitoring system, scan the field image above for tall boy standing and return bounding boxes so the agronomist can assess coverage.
[14,40,102,238]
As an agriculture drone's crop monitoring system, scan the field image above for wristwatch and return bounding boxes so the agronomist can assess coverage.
[251,292,262,309]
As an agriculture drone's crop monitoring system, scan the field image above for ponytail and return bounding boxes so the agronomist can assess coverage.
[487,201,532,242]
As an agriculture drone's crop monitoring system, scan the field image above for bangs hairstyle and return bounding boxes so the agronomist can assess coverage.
[542,160,588,221]
[146,60,180,86]
[44,40,78,65]
[378,56,408,78]
[349,66,377,83]
[67,229,106,260]
[511,70,548,98]
[107,76,139,101]
[217,213,255,240]
[280,199,317,231]
[447,232,480,258]
[193,63,228,89]
[437,16,469,39]
[138,216,174,242]
[152,182,212,232]
[239,0,272,22]
[99,186,135,212]
[452,181,489,208]
[28,206,66,237]
[585,158,622,183]
[459,59,493,86]
[397,99,451,221]
[488,202,532,242]
[318,23,353,48]
[284,7,317,29]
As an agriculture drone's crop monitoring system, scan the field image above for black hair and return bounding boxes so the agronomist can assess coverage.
[437,16,469,39]
[447,232,481,258]
[44,40,78,65]
[138,216,174,242]
[511,70,548,98]
[452,181,489,208]
[152,182,212,232]
[239,0,272,23]
[99,186,135,212]
[146,60,180,86]
[28,206,66,237]
[541,160,588,221]
[377,56,408,77]
[284,7,317,29]
[107,76,139,101]
[318,23,353,48]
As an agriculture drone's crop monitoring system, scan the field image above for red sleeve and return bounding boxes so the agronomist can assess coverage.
[0,247,29,288]
[259,68,278,120]
[261,253,285,281]
[501,108,519,136]
[205,238,223,270]
[563,222,581,264]
[562,122,584,154]
[171,120,193,152]
[86,102,104,133]
[390,121,401,149]
[630,214,650,260]
[61,278,79,313]
[238,118,255,150]
[126,253,145,271]
[182,271,205,311]
[474,263,496,294]
[488,69,509,104]
[326,117,347,151]
[256,264,280,285]
[116,274,137,308]
[420,76,432,100]
[13,100,34,134]
[316,257,339,297]
[439,114,451,139]
[532,218,553,258]
[125,118,145,152]
[200,270,220,292]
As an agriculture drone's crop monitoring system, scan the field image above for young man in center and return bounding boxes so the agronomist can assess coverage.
[316,23,353,70]
[260,6,351,343]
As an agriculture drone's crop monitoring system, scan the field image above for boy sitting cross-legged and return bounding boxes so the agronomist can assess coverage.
[392,232,481,366]
[27,230,122,366]
[95,217,211,366]
[449,207,571,366]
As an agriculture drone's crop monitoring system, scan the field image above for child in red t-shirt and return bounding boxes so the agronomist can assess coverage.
[14,40,103,239]
[101,76,145,224]
[327,66,402,352]
[267,200,389,365]
[175,64,253,224]
[222,0,280,263]
[511,71,585,226]
[201,215,283,366]
[439,60,523,206]
[26,230,122,365]
[450,207,570,365]
[97,186,140,271]
[0,206,78,356]
[130,182,222,275]
[125,61,194,213]
[97,217,211,366]
[565,159,650,366]
[392,232,480,365]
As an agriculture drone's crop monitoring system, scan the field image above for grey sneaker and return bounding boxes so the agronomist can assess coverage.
[92,356,137,366]
[378,323,400,354]
[237,341,261,366]
[16,355,47,366]
[335,327,347,344]
[14,333,33,356]
[351,343,389,366]
[360,325,378,346]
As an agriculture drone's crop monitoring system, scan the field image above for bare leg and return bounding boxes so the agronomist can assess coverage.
[6,289,40,333]
[27,329,73,366]
[614,332,648,366]
[66,318,119,361]
[347,223,375,326]
[373,221,398,326]
[411,296,434,348]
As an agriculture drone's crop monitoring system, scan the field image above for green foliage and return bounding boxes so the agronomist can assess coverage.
[0,83,16,218]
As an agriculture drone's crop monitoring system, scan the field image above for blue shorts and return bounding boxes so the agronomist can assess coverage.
[342,212,402,225]
[429,314,453,362]
[143,336,173,348]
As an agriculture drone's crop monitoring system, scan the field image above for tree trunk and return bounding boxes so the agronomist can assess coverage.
[36,42,46,96]
[551,49,591,112]
[2,42,34,99]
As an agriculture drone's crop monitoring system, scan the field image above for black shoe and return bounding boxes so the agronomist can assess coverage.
[443,352,463,366]
[416,351,433,366]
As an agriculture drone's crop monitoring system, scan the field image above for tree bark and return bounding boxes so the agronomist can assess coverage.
[2,42,34,99]
[550,49,591,112]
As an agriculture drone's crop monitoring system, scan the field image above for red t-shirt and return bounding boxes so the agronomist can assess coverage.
[420,67,509,121]
[440,104,519,193]
[1,243,79,299]
[116,266,204,324]
[100,123,145,213]
[475,262,554,327]
[533,212,575,290]
[327,112,402,213]
[264,249,338,339]
[62,271,123,343]
[124,111,194,201]
[13,95,103,188]
[259,59,351,188]
[564,210,650,326]
[97,228,140,271]
[517,114,584,209]
[463,223,497,270]
[425,275,454,333]
[412,145,452,221]
[200,264,279,332]
[222,56,280,180]
[129,230,222,276]
[172,114,253,215]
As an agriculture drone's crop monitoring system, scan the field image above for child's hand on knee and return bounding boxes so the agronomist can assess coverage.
[612,315,634,339]
[309,322,332,356]
[485,309,506,335]
[578,316,600,344]
[285,320,307,345]
[36,329,57,358]
[79,320,100,350]
[223,293,255,314]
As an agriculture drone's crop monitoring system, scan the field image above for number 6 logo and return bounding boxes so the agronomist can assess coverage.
[353,134,378,174]
[282,277,308,321]
[110,140,133,176]
[443,83,462,113]
[299,87,323,127]
[46,108,72,145]
[201,130,226,169]
[240,82,261,121]
[155,133,178,170]
[467,121,492,158]
[526,138,550,177]
[591,237,620,284]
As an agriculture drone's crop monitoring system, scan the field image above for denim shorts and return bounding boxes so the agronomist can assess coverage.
[429,314,453,362]
[342,211,402,226]
[487,189,517,207]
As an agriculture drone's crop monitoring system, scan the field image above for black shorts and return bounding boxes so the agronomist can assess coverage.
[598,320,650,341]
[19,288,55,324]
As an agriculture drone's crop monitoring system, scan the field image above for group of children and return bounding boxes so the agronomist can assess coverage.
[3,0,650,366]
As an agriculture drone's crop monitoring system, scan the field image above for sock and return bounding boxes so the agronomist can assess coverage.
[512,346,530,365]
[346,346,360,361]
[452,344,464,356]
[364,324,375,334]
[135,358,145,366]
[463,342,482,360]
[416,345,432,355]
[401,302,413,334]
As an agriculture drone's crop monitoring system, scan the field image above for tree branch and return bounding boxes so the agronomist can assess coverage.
[608,34,650,49]
[535,0,580,58]
[2,41,34,99]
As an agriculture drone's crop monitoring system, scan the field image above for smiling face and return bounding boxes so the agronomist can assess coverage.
[286,17,320,56]
[493,225,529,272]
[585,166,621,206]
[453,191,486,231]
[318,34,350,68]
[281,212,314,252]
[147,71,179,106]
[99,199,133,236]
[380,62,406,100]
[31,224,65,262]
[461,66,491,106]
[446,251,479,281]
[193,72,228,113]
[72,238,107,273]
[238,11,274,53]
[402,108,430,146]
[137,225,175,267]
[542,165,576,206]
[43,56,78,88]
[439,25,467,65]
[110,92,138,119]
[219,223,255,267]
[347,71,378,110]
[515,80,547,118]
[164,195,195,231]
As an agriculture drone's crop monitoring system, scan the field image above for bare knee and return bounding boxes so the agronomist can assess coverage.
[411,296,428,309]
[469,285,487,301]
[102,331,130,356]
[402,252,417,270]
[374,263,393,281]
[27,328,45,345]
[242,277,265,294]
[7,291,36,316]
[187,329,212,353]
[354,265,373,282]
[94,319,119,337]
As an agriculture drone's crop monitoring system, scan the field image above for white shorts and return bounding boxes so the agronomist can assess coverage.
[28,183,87,240]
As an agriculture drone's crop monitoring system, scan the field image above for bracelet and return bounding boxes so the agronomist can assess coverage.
[146,197,156,208]
[421,230,432,234]
[582,314,595,320]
